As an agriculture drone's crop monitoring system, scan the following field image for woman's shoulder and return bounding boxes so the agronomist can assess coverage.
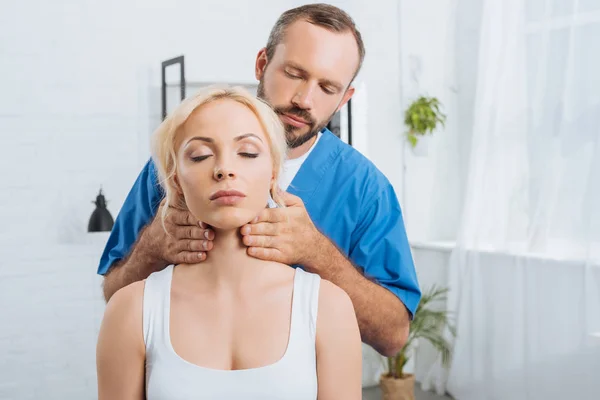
[316,278,354,316]
[97,280,146,376]
[103,280,146,324]
[314,277,360,349]
[290,268,353,312]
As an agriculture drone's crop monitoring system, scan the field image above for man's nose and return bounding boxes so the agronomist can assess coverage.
[292,83,315,110]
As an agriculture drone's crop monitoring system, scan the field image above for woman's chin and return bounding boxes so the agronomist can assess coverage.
[204,210,258,231]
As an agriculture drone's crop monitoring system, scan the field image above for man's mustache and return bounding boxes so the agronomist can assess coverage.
[275,106,315,127]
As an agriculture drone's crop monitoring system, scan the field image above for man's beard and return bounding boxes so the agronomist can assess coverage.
[257,79,331,149]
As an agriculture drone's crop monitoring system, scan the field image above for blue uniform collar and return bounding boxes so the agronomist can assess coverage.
[286,128,342,207]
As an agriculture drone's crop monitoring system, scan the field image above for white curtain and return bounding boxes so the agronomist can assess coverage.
[422,0,600,398]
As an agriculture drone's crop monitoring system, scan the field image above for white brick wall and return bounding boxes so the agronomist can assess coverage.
[0,243,106,400]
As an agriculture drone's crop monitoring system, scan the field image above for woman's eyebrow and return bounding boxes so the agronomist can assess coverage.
[186,136,213,144]
[234,133,263,143]
[185,133,263,145]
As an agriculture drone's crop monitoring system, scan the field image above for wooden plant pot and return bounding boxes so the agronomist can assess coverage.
[379,373,415,400]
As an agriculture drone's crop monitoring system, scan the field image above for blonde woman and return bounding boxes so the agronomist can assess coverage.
[96,86,362,399]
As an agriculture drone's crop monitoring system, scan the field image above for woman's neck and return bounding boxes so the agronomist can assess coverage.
[186,227,267,288]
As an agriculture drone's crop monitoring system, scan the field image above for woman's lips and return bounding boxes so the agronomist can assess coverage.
[210,189,246,206]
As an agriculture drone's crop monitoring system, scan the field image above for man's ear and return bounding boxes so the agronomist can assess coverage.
[336,85,355,113]
[255,48,268,80]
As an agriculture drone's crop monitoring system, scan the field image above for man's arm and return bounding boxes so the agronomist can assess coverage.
[307,187,420,357]
[305,234,410,357]
[102,222,165,302]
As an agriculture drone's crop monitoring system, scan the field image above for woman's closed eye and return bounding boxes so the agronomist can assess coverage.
[239,152,259,158]
[191,154,212,162]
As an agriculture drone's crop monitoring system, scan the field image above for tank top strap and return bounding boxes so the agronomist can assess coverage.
[142,265,174,352]
[289,267,321,343]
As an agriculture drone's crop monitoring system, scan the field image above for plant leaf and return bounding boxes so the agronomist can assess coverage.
[407,133,418,148]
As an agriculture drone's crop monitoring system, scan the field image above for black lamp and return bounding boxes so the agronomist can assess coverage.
[88,188,114,232]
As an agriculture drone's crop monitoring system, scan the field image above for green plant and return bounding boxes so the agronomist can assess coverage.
[404,96,446,148]
[385,286,456,379]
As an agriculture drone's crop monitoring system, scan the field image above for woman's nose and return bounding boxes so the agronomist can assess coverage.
[213,165,236,181]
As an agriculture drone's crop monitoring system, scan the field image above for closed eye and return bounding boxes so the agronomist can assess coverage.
[191,155,211,162]
[240,152,259,158]
[321,86,336,95]
[285,70,302,79]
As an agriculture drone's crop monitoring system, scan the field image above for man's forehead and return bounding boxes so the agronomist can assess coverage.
[275,21,359,82]
[281,20,357,54]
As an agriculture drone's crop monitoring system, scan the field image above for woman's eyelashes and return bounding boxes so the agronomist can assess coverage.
[191,154,211,162]
[190,152,259,162]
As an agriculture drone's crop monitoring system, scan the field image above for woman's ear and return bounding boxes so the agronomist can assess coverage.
[173,173,184,195]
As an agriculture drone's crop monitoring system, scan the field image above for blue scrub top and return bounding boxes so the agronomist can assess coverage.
[98,129,421,316]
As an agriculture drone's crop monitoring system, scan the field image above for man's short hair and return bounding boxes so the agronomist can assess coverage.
[265,3,366,83]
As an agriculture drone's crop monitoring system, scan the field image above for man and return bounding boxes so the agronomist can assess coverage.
[97,3,420,357]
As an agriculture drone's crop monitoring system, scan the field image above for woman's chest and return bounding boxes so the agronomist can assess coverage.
[169,288,294,371]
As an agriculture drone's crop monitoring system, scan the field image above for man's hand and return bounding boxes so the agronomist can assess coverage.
[240,191,322,266]
[145,200,215,266]
[102,200,215,302]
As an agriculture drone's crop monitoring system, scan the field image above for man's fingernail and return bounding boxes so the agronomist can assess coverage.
[199,252,205,259]
[203,241,209,250]
[204,230,210,239]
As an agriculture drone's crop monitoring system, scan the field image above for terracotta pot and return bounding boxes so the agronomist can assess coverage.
[379,373,415,400]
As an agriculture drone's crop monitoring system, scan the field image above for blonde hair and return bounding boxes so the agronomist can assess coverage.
[151,85,287,229]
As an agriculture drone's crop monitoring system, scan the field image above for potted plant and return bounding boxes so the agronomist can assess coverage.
[380,286,456,400]
[404,96,446,152]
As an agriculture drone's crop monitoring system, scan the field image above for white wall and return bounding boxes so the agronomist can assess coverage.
[397,0,483,244]
[397,0,459,242]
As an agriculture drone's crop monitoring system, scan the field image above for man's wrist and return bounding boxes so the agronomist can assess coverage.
[302,229,338,274]
[131,227,165,275]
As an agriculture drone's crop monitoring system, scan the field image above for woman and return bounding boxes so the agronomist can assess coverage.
[96,85,362,399]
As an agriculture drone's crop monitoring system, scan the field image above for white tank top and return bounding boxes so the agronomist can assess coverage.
[142,265,321,399]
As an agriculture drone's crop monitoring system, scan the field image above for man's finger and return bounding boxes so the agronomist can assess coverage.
[177,239,211,252]
[173,225,207,240]
[252,208,287,224]
[169,208,201,227]
[241,222,278,236]
[176,251,206,264]
[242,235,277,249]
[246,247,284,263]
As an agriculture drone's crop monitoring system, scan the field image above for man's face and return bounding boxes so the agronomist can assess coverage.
[256,20,358,149]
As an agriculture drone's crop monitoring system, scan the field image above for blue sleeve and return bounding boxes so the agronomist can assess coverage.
[97,159,164,275]
[348,183,421,318]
